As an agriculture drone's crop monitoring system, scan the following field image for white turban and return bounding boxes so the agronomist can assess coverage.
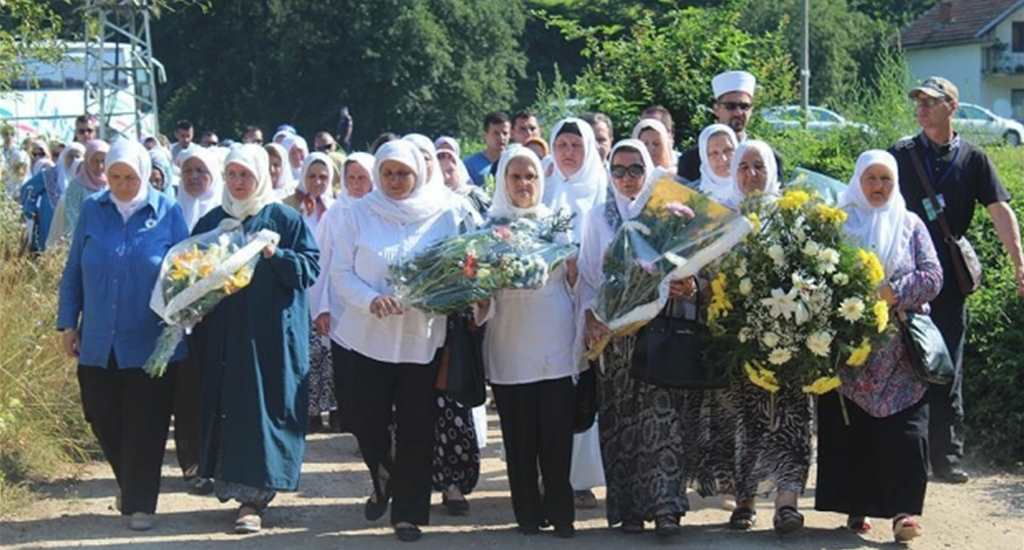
[712,70,757,99]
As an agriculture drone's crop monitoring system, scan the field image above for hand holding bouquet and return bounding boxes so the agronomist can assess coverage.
[143,219,280,377]
[708,188,891,395]
[390,212,577,315]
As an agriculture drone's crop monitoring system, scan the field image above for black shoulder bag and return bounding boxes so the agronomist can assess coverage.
[897,309,954,385]
[630,292,726,389]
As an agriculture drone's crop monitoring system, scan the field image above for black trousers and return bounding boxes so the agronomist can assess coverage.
[77,358,176,515]
[350,350,439,526]
[173,342,202,479]
[330,341,356,434]
[815,392,929,518]
[928,288,966,473]
[491,376,575,529]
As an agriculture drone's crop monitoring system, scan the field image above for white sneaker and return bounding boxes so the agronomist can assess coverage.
[128,512,155,531]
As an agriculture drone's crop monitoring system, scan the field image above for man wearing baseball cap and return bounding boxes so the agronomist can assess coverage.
[890,76,1024,485]
[678,70,783,183]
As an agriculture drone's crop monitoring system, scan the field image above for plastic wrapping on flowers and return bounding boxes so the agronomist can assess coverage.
[143,219,280,378]
[586,177,752,360]
[390,211,577,316]
[706,187,893,395]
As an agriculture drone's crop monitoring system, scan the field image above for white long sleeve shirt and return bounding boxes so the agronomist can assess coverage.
[329,203,472,365]
[309,200,346,326]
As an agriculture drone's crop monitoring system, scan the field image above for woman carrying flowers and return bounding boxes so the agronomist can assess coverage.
[815,150,942,543]
[190,144,320,534]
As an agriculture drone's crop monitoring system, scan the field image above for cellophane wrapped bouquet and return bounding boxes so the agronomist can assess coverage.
[390,211,576,315]
[143,219,280,377]
[707,188,892,396]
[585,177,752,359]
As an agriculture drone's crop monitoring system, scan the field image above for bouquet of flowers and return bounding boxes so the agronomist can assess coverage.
[390,211,576,315]
[585,177,752,359]
[707,188,892,396]
[143,219,280,377]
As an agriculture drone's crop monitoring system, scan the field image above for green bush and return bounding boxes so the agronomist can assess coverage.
[0,197,94,514]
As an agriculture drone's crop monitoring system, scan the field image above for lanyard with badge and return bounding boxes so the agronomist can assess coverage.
[919,142,960,222]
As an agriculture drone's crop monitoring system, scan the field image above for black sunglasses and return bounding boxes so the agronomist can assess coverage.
[31,150,47,158]
[610,163,645,179]
[719,101,753,112]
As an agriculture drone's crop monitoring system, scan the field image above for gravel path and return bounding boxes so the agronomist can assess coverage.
[2,410,1023,549]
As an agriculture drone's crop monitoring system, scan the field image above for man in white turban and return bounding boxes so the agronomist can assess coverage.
[678,70,783,184]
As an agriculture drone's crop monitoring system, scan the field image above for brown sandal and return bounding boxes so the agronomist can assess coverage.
[773,505,804,535]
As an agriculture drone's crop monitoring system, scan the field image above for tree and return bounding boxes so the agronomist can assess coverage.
[151,0,526,146]
[0,1,64,92]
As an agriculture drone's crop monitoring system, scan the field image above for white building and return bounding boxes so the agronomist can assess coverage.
[902,0,1024,121]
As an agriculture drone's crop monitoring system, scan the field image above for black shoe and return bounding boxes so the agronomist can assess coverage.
[654,514,681,538]
[189,478,214,496]
[553,524,575,538]
[517,524,541,535]
[394,524,422,542]
[364,480,391,521]
[934,468,969,484]
[441,493,470,516]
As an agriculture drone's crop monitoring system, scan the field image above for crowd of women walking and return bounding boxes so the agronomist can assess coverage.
[11,69,1021,544]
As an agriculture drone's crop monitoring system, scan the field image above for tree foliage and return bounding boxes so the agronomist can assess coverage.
[0,0,64,92]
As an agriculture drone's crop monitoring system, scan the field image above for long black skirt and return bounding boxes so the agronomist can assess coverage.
[815,392,929,518]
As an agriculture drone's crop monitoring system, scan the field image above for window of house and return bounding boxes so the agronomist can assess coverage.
[1014,22,1024,52]
[1012,90,1024,121]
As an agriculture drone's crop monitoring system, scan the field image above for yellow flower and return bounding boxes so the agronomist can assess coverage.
[707,272,732,322]
[846,338,872,367]
[858,249,885,286]
[813,203,848,225]
[198,262,215,278]
[802,376,842,395]
[777,189,811,210]
[168,265,191,282]
[872,300,889,333]
[222,266,253,295]
[744,362,780,393]
[746,212,761,233]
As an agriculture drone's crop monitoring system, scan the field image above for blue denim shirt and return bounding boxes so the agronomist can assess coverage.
[57,189,190,369]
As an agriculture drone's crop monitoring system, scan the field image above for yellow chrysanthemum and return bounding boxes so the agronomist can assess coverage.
[858,249,885,286]
[846,338,872,367]
[222,267,253,295]
[802,376,842,395]
[707,272,732,322]
[872,300,889,333]
[168,265,191,282]
[813,203,848,225]
[198,262,215,278]
[777,189,811,210]
[746,212,761,233]
[744,362,780,393]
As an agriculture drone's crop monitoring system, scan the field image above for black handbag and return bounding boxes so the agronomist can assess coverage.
[443,312,487,407]
[573,365,598,433]
[898,310,954,385]
[630,295,727,389]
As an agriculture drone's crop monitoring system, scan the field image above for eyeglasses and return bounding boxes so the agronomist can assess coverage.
[719,101,753,112]
[316,144,336,152]
[610,163,645,179]
[76,128,96,136]
[31,150,47,158]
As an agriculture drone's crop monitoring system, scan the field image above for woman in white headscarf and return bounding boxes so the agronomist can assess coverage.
[543,116,607,507]
[576,139,700,537]
[815,150,941,543]
[148,148,177,199]
[331,139,475,542]
[436,137,491,216]
[730,139,781,206]
[312,152,375,435]
[265,142,297,199]
[190,144,320,534]
[475,146,579,537]
[696,124,741,207]
[282,134,309,182]
[20,142,85,251]
[47,139,111,248]
[282,152,338,431]
[176,147,223,231]
[631,118,676,174]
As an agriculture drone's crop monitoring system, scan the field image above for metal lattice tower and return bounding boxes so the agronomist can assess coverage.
[83,0,161,140]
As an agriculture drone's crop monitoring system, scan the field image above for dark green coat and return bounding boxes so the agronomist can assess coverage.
[192,203,320,491]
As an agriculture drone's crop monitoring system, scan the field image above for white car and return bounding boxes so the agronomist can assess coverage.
[761,105,873,134]
[954,103,1024,146]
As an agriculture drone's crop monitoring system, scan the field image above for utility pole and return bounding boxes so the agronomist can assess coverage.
[801,0,810,127]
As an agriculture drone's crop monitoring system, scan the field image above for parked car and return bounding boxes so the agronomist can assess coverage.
[760,105,873,134]
[954,103,1024,146]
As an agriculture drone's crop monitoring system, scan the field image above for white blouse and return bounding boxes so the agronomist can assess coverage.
[330,202,473,365]
[477,263,579,385]
[309,200,346,328]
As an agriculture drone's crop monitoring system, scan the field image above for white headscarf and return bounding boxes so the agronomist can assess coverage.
[177,146,223,230]
[697,124,741,206]
[265,142,296,198]
[294,152,336,227]
[221,144,276,220]
[297,151,336,196]
[434,136,461,158]
[544,118,607,231]
[730,139,780,206]
[31,157,55,177]
[839,150,908,275]
[489,145,550,220]
[56,142,87,195]
[630,118,674,170]
[436,148,473,195]
[363,139,447,224]
[283,134,309,180]
[607,139,657,225]
[403,133,446,190]
[340,152,375,206]
[105,139,152,221]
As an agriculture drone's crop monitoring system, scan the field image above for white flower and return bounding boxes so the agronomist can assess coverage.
[739,278,753,296]
[761,332,781,348]
[739,327,753,343]
[794,301,811,325]
[791,272,812,291]
[802,240,821,257]
[818,248,840,265]
[768,348,793,365]
[793,225,807,242]
[806,331,833,357]
[832,273,850,286]
[761,288,798,319]
[767,244,786,267]
[839,297,865,322]
[734,261,748,278]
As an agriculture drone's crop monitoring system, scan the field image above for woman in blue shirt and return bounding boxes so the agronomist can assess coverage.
[57,139,189,531]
